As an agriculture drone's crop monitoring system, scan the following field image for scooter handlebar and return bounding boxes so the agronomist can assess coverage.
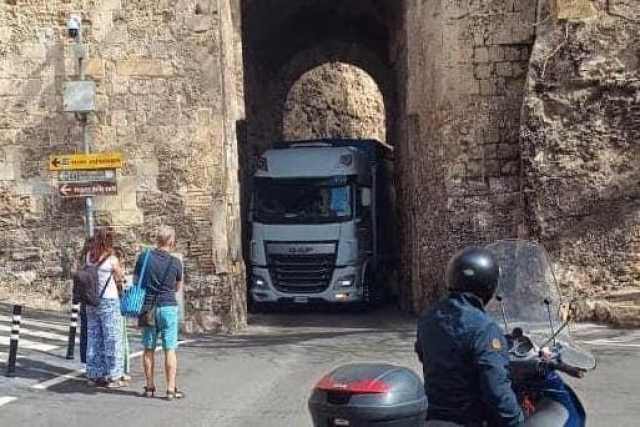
[510,358,586,379]
[547,360,586,379]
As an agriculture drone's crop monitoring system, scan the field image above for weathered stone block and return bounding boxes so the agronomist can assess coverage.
[116,59,174,78]
[496,62,513,77]
[479,79,500,96]
[119,176,139,211]
[474,63,493,79]
[111,209,144,226]
[501,160,519,176]
[474,47,490,63]
[465,161,484,178]
[85,58,106,80]
[487,11,535,45]
[555,0,596,20]
[511,62,528,78]
[0,79,20,95]
[488,46,505,62]
[12,247,42,261]
[190,15,212,33]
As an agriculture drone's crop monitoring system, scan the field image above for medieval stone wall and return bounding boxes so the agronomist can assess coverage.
[0,0,245,332]
[399,0,536,310]
[3,0,640,328]
[522,0,640,326]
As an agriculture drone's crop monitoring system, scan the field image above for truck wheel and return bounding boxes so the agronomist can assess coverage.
[361,269,377,310]
[364,273,385,308]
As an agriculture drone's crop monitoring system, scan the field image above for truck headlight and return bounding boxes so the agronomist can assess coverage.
[335,275,356,288]
[252,275,267,289]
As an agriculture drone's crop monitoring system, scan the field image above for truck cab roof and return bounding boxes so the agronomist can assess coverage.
[255,139,391,179]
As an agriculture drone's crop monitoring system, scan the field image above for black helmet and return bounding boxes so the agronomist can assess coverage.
[446,247,500,304]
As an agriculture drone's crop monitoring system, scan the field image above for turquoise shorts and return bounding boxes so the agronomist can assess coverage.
[142,305,179,351]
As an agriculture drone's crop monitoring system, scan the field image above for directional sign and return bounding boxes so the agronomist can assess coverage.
[58,181,117,198]
[58,169,117,183]
[49,152,123,171]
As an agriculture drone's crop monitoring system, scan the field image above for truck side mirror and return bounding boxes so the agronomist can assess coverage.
[361,188,372,207]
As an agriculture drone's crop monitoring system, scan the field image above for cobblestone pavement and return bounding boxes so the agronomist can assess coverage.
[0,305,638,427]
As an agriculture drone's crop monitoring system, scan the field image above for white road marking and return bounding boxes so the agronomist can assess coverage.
[31,339,196,391]
[0,352,26,363]
[31,368,86,390]
[0,324,71,343]
[581,339,640,348]
[0,396,17,407]
[0,337,58,352]
[0,315,70,333]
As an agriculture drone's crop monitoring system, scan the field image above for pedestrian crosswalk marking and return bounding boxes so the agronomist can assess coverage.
[0,336,59,352]
[582,339,640,348]
[0,315,69,333]
[0,396,17,407]
[0,352,25,363]
[0,324,72,343]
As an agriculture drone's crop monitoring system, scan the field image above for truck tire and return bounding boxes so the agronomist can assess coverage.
[361,268,378,310]
[367,267,388,308]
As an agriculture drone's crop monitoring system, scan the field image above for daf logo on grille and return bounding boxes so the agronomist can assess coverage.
[288,246,314,254]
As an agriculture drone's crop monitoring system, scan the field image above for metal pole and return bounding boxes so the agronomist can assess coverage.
[6,305,22,377]
[76,22,94,238]
[66,302,80,360]
[72,18,92,364]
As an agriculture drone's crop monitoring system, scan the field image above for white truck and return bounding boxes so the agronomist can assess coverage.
[249,139,394,308]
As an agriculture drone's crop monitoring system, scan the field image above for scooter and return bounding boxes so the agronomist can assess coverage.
[308,240,596,427]
[485,239,596,427]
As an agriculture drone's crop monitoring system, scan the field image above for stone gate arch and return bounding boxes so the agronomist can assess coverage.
[272,40,396,145]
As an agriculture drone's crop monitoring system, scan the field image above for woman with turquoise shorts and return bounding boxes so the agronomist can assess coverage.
[133,226,184,401]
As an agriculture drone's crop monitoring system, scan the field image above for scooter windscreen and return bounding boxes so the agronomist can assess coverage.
[485,240,596,372]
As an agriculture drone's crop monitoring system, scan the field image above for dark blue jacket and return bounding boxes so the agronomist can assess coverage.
[415,292,524,427]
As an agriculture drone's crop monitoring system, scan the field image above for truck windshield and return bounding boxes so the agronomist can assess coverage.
[254,177,353,224]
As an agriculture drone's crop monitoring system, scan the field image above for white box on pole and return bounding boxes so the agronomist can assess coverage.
[63,81,96,113]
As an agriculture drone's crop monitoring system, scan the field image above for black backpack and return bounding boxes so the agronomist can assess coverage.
[72,256,113,306]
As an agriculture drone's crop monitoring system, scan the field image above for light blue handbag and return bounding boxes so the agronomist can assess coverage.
[120,249,151,318]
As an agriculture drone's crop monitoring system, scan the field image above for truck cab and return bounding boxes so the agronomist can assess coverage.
[249,139,394,307]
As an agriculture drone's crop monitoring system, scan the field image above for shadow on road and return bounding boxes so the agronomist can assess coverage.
[247,304,416,330]
[0,357,76,382]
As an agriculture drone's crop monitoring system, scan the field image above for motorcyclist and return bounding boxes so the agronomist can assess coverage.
[415,247,524,427]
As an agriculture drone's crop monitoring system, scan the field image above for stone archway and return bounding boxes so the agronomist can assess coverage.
[272,40,396,147]
[241,0,403,156]
[239,0,406,306]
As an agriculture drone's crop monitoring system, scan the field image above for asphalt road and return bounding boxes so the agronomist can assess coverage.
[0,305,639,426]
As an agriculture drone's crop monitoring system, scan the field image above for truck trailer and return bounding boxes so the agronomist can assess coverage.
[249,139,394,308]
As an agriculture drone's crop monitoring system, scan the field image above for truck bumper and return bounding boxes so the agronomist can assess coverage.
[250,266,363,304]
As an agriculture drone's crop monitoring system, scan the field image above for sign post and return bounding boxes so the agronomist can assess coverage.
[60,16,123,363]
[62,16,97,238]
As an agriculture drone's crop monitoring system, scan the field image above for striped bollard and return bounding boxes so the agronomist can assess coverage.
[66,303,80,360]
[5,305,22,377]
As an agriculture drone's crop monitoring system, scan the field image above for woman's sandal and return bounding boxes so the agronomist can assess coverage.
[104,379,126,389]
[142,386,156,397]
[166,388,185,401]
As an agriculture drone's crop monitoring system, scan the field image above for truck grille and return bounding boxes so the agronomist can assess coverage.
[268,253,335,294]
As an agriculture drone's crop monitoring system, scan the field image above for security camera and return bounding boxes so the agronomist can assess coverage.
[67,16,81,39]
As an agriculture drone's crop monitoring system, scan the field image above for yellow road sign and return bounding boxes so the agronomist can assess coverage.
[49,152,124,171]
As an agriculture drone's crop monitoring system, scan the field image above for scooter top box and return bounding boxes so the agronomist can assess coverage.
[309,363,427,427]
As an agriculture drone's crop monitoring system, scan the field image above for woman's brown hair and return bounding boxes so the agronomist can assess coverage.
[88,228,114,263]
